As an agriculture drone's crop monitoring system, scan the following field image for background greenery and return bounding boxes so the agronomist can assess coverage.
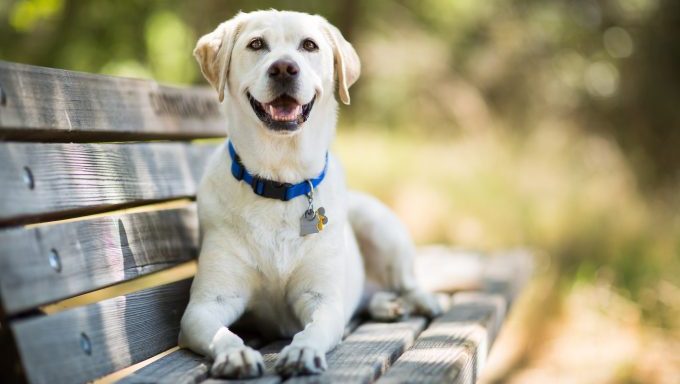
[1,0,678,382]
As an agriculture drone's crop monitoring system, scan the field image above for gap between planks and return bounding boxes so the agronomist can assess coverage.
[22,197,194,229]
[0,129,226,143]
[0,141,218,227]
[94,346,181,384]
[41,260,196,315]
[1,197,198,229]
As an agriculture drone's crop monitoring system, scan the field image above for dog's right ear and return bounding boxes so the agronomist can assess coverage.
[194,14,245,102]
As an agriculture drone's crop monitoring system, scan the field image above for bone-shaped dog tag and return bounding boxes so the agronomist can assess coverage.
[316,207,329,231]
[300,209,319,236]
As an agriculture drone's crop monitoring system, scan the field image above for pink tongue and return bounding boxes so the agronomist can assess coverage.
[266,103,302,121]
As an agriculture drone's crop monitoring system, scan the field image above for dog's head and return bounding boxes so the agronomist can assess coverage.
[194,10,360,134]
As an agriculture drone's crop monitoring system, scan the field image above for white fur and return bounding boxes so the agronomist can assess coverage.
[179,10,440,379]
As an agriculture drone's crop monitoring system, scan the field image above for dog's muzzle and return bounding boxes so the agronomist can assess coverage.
[246,59,316,132]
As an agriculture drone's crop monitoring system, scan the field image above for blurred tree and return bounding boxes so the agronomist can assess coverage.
[607,0,680,189]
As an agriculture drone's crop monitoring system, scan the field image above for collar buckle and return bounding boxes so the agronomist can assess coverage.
[251,176,292,201]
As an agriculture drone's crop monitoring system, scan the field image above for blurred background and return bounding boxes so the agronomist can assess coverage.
[1,0,678,382]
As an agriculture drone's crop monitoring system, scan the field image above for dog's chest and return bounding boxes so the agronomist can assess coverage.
[240,206,311,338]
[228,198,311,271]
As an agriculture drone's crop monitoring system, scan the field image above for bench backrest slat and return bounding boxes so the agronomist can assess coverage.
[0,62,224,384]
[11,279,192,384]
[0,206,198,315]
[0,142,217,225]
[0,61,225,141]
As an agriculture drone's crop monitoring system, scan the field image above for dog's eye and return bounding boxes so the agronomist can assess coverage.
[248,38,265,51]
[301,39,318,52]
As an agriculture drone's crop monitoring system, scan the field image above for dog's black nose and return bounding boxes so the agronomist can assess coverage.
[268,59,299,80]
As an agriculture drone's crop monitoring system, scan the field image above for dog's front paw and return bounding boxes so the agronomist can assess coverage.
[369,291,408,321]
[211,346,265,379]
[275,345,327,377]
[406,289,443,318]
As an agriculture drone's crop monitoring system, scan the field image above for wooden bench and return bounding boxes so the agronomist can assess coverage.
[0,61,533,384]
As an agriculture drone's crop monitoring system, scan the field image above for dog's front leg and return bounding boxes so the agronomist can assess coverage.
[180,299,265,379]
[275,261,346,377]
[179,241,263,379]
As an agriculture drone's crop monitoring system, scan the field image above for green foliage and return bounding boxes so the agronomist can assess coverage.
[144,11,196,83]
[9,0,63,31]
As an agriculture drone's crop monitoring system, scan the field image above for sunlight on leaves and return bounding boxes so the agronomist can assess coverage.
[9,0,63,31]
[145,10,196,84]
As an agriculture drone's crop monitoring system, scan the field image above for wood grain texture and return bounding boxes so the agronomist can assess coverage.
[116,319,364,384]
[0,141,219,225]
[193,319,425,384]
[376,293,506,384]
[203,378,282,384]
[11,279,192,384]
[122,345,285,384]
[0,206,199,315]
[0,61,227,141]
[285,318,427,384]
[117,349,209,384]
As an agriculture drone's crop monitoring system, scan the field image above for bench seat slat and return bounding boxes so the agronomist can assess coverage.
[119,318,426,384]
[111,250,533,384]
[0,61,226,141]
[285,317,427,384]
[118,341,288,384]
[0,142,218,225]
[117,349,210,384]
[0,205,198,315]
[11,279,192,384]
[376,293,507,384]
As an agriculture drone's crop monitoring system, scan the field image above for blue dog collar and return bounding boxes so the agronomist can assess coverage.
[227,140,328,201]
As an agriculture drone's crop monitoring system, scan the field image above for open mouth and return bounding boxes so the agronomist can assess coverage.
[247,92,315,132]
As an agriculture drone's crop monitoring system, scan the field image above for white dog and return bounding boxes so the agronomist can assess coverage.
[179,10,441,379]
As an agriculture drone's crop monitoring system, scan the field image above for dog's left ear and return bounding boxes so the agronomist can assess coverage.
[194,14,245,102]
[321,20,361,105]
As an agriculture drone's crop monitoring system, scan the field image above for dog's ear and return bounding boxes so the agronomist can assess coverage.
[321,21,361,105]
[194,14,245,102]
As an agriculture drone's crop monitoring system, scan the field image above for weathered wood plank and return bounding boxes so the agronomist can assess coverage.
[201,341,288,384]
[117,346,284,384]
[185,318,425,384]
[0,141,219,225]
[376,293,506,384]
[0,205,199,315]
[117,318,364,384]
[11,279,192,384]
[203,376,282,384]
[204,377,282,384]
[0,61,227,141]
[285,318,427,384]
[117,349,210,384]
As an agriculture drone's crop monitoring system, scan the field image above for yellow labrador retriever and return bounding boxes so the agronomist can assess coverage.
[179,10,441,379]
